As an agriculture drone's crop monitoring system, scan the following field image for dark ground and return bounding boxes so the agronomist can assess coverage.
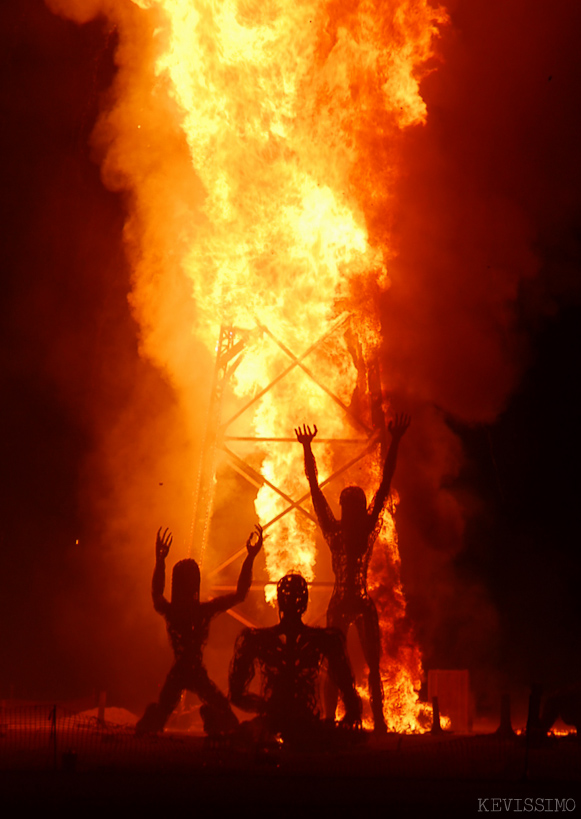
[1,728,580,816]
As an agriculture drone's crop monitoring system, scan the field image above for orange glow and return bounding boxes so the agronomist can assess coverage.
[49,0,447,731]
[548,727,577,737]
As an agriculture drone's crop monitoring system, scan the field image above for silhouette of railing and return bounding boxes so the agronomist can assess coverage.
[0,704,578,782]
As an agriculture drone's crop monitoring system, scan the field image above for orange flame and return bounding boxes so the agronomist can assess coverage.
[50,0,447,731]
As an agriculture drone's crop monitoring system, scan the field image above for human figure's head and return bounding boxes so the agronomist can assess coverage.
[277,573,308,620]
[339,485,367,526]
[171,559,200,606]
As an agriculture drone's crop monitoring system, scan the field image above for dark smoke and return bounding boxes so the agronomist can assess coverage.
[379,0,581,704]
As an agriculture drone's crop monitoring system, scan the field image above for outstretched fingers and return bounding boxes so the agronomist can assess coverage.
[396,412,411,430]
[294,423,318,444]
[246,523,263,556]
[155,526,173,559]
[388,413,411,439]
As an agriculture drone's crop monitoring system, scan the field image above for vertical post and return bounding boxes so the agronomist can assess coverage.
[97,691,106,725]
[49,704,57,770]
[190,326,245,568]
[496,692,515,737]
[431,695,443,734]
[525,683,543,741]
[524,683,543,779]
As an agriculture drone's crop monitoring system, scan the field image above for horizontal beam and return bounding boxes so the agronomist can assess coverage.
[210,582,335,590]
[225,437,369,443]
[221,313,352,431]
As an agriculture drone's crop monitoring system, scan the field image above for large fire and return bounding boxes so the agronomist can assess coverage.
[48,0,447,731]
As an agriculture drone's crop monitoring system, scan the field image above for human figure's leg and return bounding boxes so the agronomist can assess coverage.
[324,603,351,721]
[136,662,184,733]
[354,600,386,733]
[191,664,238,734]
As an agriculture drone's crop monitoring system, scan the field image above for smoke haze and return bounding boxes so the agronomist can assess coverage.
[0,0,579,718]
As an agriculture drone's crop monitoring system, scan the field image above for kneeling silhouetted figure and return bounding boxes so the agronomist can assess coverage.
[136,525,262,735]
[229,573,361,745]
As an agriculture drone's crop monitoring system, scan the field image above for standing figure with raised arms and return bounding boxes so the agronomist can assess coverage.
[295,413,410,733]
[136,525,262,735]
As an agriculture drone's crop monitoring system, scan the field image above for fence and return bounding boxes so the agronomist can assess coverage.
[0,704,213,772]
[0,704,578,782]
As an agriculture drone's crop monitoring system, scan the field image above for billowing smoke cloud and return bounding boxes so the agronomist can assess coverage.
[373,0,581,692]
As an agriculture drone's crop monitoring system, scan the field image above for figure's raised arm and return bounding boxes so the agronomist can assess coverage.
[205,526,263,616]
[152,527,172,615]
[294,424,337,535]
[369,413,411,530]
[234,524,263,602]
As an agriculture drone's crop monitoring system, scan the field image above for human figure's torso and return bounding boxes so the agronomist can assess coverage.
[242,625,341,726]
[164,601,216,664]
[322,517,378,611]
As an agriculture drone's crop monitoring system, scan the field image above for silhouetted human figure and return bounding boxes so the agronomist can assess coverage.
[295,413,410,733]
[229,573,361,746]
[136,525,262,735]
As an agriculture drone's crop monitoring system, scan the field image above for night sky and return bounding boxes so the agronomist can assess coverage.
[1,0,580,718]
